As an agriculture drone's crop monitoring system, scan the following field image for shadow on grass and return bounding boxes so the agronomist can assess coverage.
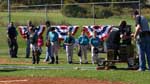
[0,69,18,72]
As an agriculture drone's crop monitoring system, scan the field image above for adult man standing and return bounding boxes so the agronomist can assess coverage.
[25,20,35,58]
[119,21,132,45]
[7,22,18,58]
[133,10,150,71]
[119,20,134,68]
[44,21,51,62]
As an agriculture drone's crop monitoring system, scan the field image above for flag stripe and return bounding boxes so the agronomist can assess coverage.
[18,26,27,39]
[83,25,113,41]
[18,25,45,39]
[53,25,79,40]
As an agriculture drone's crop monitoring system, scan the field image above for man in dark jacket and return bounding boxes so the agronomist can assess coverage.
[7,22,18,58]
[106,28,120,60]
[44,21,53,63]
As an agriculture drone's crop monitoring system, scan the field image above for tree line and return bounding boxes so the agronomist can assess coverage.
[0,0,147,5]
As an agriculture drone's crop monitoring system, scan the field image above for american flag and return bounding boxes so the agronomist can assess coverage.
[18,26,28,39]
[52,25,79,40]
[36,25,46,36]
[18,25,45,39]
[83,25,113,41]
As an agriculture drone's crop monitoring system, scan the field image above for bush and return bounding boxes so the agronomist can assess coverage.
[62,5,87,18]
[0,1,7,11]
[95,7,113,18]
[62,5,141,19]
[62,5,114,18]
[111,7,122,16]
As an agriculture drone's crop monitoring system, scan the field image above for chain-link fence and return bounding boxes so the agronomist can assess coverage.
[5,1,141,26]
[0,1,140,57]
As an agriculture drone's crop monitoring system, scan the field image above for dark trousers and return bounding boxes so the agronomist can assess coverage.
[32,50,40,64]
[8,38,18,58]
[26,39,30,58]
[107,44,120,60]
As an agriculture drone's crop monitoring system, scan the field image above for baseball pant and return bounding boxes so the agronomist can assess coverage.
[66,45,73,63]
[79,45,88,63]
[91,46,99,64]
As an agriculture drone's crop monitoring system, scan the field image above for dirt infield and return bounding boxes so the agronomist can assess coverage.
[0,77,126,84]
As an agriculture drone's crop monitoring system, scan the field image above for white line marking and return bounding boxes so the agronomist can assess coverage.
[0,79,28,83]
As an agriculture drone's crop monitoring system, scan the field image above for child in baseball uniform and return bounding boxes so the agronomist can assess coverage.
[64,31,75,64]
[89,31,101,64]
[29,27,39,64]
[78,31,89,64]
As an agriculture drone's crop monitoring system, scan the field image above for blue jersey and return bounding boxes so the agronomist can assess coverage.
[78,35,89,45]
[64,36,75,44]
[90,37,101,47]
[49,32,58,42]
[136,15,150,32]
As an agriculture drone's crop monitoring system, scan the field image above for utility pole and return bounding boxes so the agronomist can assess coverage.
[61,0,63,10]
[45,4,48,21]
[8,0,11,24]
[139,0,141,15]
[93,4,95,25]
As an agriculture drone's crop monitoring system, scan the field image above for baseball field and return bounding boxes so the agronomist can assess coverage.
[0,11,150,84]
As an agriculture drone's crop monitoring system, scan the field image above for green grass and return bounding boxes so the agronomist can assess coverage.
[0,11,136,26]
[0,69,150,84]
[0,11,138,39]
[1,11,150,27]
[1,11,150,84]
